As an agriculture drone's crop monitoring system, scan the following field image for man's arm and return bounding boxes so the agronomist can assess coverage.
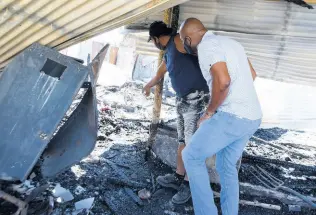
[248,58,257,81]
[205,62,231,114]
[143,60,167,96]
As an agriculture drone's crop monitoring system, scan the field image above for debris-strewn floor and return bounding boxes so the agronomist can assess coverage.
[1,82,316,215]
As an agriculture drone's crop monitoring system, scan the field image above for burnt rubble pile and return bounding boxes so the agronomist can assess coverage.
[1,82,316,215]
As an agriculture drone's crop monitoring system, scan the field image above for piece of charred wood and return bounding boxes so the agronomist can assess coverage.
[25,184,49,203]
[213,191,281,210]
[151,173,156,193]
[105,176,146,189]
[47,196,54,215]
[27,199,50,215]
[123,188,144,206]
[104,159,147,188]
[101,193,120,215]
[0,190,28,215]
[240,200,281,211]
[242,153,316,172]
[104,159,130,180]
[240,183,316,208]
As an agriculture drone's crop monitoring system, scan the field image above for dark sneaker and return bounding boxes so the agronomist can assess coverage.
[171,182,191,204]
[156,173,183,190]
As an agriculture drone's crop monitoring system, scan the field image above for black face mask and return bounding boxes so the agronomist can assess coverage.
[184,37,195,55]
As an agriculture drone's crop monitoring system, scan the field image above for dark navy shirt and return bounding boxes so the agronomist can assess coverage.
[164,35,209,98]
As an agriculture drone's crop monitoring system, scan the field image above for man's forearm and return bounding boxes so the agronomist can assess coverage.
[206,79,230,114]
[248,59,257,81]
[146,61,167,88]
[146,76,163,88]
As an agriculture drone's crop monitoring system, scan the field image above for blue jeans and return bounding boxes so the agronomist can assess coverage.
[182,111,261,215]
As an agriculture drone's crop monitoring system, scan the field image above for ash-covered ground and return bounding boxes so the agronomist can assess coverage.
[1,82,316,215]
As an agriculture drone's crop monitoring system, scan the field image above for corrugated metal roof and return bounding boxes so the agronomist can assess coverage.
[135,32,160,56]
[0,0,188,69]
[127,12,164,30]
[128,0,316,86]
[179,0,316,37]
[213,31,316,85]
[179,0,316,86]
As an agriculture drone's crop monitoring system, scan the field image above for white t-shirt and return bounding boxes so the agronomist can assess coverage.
[197,31,262,120]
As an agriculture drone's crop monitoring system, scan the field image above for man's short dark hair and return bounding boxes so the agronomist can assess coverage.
[148,21,174,42]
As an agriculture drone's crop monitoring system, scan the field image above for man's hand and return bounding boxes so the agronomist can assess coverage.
[197,111,215,127]
[142,60,167,97]
[143,84,151,97]
[248,58,257,81]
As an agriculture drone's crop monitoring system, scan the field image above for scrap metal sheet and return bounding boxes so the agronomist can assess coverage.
[41,83,98,177]
[0,43,89,181]
[40,44,109,177]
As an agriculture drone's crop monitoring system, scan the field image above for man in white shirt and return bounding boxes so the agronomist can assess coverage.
[179,18,262,215]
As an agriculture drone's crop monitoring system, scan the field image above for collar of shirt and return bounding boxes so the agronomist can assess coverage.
[197,31,215,50]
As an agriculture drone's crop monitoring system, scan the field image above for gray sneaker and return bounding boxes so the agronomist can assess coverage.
[156,173,182,190]
[171,182,191,204]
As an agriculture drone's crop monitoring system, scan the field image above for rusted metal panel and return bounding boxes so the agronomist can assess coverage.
[0,43,89,181]
[0,0,189,69]
[109,47,119,65]
[92,41,105,60]
[90,44,110,83]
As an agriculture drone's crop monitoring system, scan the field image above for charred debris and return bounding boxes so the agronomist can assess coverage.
[0,44,315,215]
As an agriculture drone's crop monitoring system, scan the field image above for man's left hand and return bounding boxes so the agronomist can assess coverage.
[197,111,214,127]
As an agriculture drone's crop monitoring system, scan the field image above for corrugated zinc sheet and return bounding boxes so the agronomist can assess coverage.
[213,31,316,86]
[128,0,316,86]
[180,0,316,38]
[135,32,160,56]
[0,0,188,69]
[179,0,316,86]
[127,12,164,30]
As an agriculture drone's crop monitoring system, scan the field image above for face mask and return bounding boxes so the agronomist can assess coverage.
[184,43,194,55]
[184,37,195,55]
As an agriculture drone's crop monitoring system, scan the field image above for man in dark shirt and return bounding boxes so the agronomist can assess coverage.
[143,21,209,204]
